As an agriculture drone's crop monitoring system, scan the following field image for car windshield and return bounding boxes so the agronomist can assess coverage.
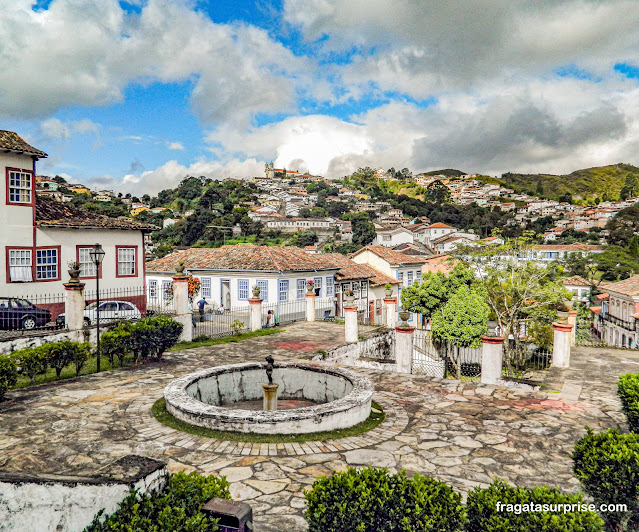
[13,299,33,308]
[85,302,98,310]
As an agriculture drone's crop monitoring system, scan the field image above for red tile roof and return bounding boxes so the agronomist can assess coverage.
[145,245,345,273]
[351,245,427,265]
[599,274,639,297]
[426,222,454,229]
[590,306,602,314]
[532,244,604,252]
[335,263,400,286]
[0,130,47,158]
[562,275,591,287]
[36,196,156,231]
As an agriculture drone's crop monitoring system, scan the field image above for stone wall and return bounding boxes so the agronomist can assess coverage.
[0,327,98,355]
[313,330,395,365]
[0,455,167,532]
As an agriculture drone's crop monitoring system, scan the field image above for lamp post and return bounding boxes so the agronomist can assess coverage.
[89,243,105,373]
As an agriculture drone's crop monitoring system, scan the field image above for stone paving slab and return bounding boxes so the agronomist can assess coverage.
[0,323,635,532]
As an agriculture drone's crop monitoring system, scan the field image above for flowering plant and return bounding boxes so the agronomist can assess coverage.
[306,280,315,286]
[343,289,354,297]
[164,276,202,303]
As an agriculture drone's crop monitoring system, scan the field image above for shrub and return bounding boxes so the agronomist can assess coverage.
[85,471,230,532]
[573,428,639,531]
[146,317,182,358]
[70,342,92,376]
[304,467,465,532]
[466,479,603,531]
[618,373,639,433]
[0,355,18,399]
[41,341,89,378]
[12,346,47,383]
[108,318,182,363]
[99,328,132,367]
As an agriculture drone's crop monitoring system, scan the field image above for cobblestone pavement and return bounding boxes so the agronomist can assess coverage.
[0,323,635,532]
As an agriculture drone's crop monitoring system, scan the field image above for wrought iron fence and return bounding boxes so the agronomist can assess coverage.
[193,307,250,339]
[501,340,552,380]
[0,292,65,340]
[83,286,150,324]
[262,298,306,326]
[315,297,337,321]
[412,330,482,380]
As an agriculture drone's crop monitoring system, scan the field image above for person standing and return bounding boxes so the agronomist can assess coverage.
[197,297,208,322]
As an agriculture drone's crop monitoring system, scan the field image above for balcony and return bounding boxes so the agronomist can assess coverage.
[603,313,638,332]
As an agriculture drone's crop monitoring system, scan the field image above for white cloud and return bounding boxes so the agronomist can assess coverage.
[0,0,305,123]
[40,118,101,141]
[167,141,184,151]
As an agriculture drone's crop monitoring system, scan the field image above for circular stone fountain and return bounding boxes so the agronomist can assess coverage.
[163,362,374,435]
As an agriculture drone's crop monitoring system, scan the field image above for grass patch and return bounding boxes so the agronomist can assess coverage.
[170,328,282,351]
[152,398,385,443]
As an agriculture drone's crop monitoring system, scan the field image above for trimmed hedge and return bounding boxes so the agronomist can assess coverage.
[85,471,230,532]
[466,479,603,531]
[12,346,47,383]
[304,467,465,532]
[618,373,639,433]
[573,428,639,532]
[0,355,18,399]
[101,317,182,365]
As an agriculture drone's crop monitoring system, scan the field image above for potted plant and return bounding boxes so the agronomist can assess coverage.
[398,309,411,326]
[344,289,355,305]
[556,302,570,322]
[384,283,393,298]
[252,285,261,299]
[67,261,81,284]
[306,280,315,293]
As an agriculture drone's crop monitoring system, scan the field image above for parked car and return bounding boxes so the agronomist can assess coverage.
[56,300,142,327]
[0,297,52,330]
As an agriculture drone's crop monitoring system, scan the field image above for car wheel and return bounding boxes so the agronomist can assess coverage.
[84,317,91,326]
[21,317,37,330]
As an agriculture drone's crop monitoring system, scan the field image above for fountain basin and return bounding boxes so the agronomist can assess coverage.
[163,362,374,434]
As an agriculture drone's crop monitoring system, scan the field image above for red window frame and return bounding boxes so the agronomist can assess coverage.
[5,246,33,284]
[115,245,138,278]
[5,167,35,206]
[34,246,61,282]
[76,245,103,280]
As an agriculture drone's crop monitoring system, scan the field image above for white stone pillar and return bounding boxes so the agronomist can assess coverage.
[384,298,397,329]
[249,298,263,331]
[172,275,193,342]
[344,305,358,343]
[395,325,415,374]
[306,292,316,322]
[568,310,578,346]
[480,335,504,385]
[64,281,86,331]
[552,322,573,368]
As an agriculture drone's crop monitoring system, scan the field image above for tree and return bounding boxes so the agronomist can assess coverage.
[606,204,639,247]
[239,216,263,238]
[619,172,638,200]
[289,230,318,247]
[350,213,376,246]
[426,180,451,204]
[596,246,639,281]
[431,284,489,379]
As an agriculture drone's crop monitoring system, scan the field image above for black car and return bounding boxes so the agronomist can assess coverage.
[0,297,52,330]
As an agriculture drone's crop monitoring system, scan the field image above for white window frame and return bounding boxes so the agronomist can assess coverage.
[117,247,136,276]
[407,271,413,285]
[257,280,269,302]
[78,247,97,277]
[8,249,32,282]
[201,277,212,298]
[8,170,32,204]
[148,280,158,299]
[278,280,289,302]
[35,248,58,280]
[314,277,322,297]
[297,279,306,299]
[238,279,249,300]
[326,276,334,297]
[161,280,172,300]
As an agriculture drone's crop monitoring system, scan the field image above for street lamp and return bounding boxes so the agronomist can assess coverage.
[89,243,105,373]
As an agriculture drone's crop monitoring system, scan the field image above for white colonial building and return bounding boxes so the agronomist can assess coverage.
[597,275,639,348]
[0,130,155,318]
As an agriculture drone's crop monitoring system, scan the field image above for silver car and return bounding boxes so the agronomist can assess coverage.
[57,300,142,326]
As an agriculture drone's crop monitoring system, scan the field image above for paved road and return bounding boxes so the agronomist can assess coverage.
[0,323,633,531]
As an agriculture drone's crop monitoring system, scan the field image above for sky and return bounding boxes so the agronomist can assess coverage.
[3,0,639,195]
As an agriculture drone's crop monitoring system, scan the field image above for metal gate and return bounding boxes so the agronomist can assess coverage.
[412,329,445,377]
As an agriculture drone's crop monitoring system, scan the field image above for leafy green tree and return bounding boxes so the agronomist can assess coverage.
[606,204,639,247]
[299,207,311,218]
[349,212,376,246]
[239,216,263,238]
[619,172,638,200]
[401,271,449,321]
[427,180,451,204]
[289,230,318,247]
[596,245,639,281]
[629,234,639,257]
[431,284,489,378]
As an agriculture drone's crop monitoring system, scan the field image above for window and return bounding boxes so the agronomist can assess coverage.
[361,281,368,296]
[161,280,172,299]
[116,247,137,276]
[257,280,268,301]
[297,279,306,299]
[78,247,98,277]
[416,271,422,284]
[7,169,32,204]
[314,277,322,297]
[398,272,404,284]
[326,276,334,297]
[8,249,32,282]
[36,248,59,280]
[201,277,211,298]
[407,271,413,285]
[279,280,289,302]
[238,279,249,300]
[148,280,158,298]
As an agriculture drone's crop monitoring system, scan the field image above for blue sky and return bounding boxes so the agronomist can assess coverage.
[2,0,639,194]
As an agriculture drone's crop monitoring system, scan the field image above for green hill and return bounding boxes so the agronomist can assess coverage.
[423,168,466,177]
[501,163,639,201]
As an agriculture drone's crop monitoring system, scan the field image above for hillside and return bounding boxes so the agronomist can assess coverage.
[423,168,466,177]
[501,163,639,201]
